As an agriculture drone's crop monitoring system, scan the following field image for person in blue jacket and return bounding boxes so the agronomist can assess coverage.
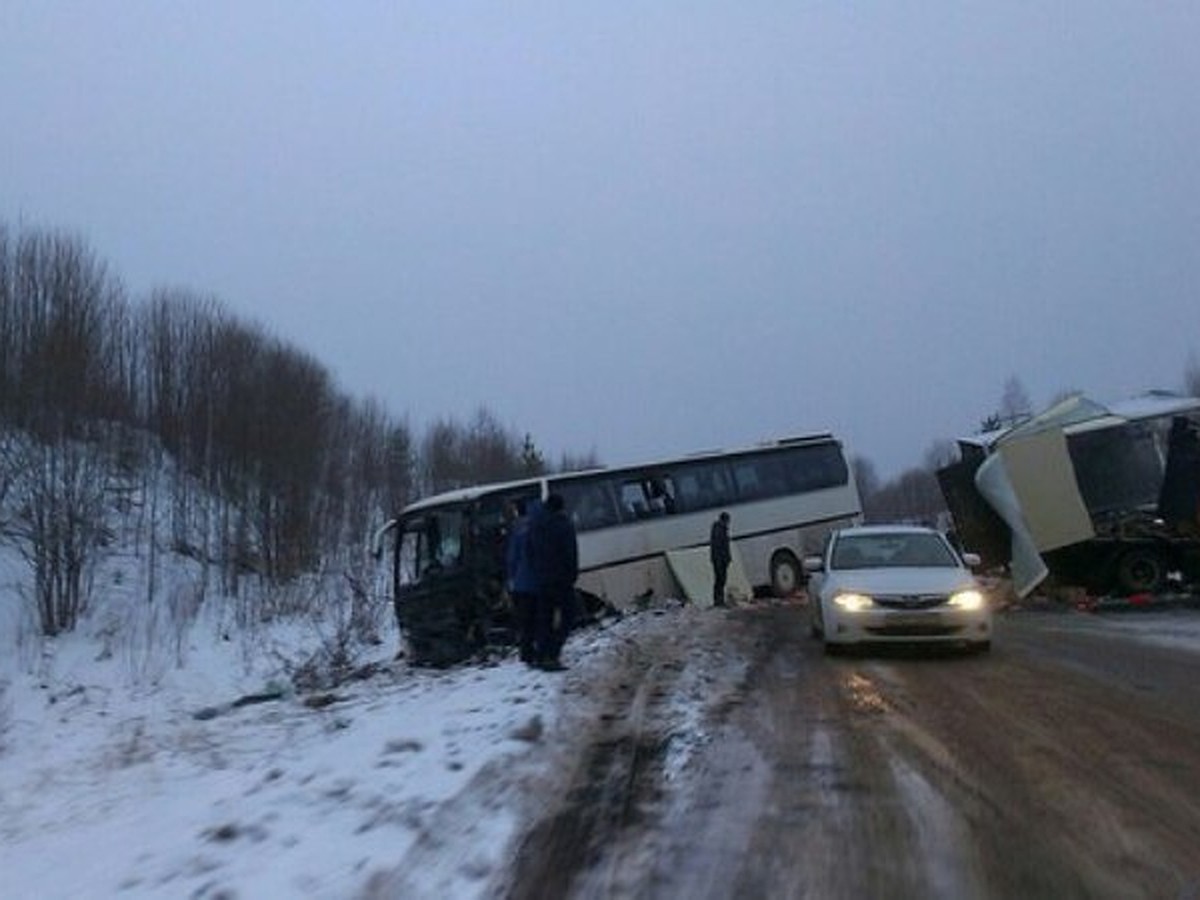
[505,498,540,665]
[529,493,579,671]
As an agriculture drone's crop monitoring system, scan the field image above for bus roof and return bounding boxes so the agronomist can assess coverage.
[399,431,841,515]
[401,475,546,513]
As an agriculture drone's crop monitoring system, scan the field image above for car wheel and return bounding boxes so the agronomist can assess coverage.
[770,551,802,597]
[1114,548,1165,595]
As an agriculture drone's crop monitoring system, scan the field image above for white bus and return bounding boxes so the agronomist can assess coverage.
[379,433,861,663]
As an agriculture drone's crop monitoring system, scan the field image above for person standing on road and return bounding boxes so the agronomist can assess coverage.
[505,498,540,665]
[530,493,579,671]
[710,511,731,608]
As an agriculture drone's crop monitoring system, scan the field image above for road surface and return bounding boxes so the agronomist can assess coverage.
[504,602,1200,899]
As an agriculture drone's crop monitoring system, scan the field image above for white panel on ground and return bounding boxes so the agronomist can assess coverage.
[665,547,753,607]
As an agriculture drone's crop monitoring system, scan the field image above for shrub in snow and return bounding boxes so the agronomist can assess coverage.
[2,433,109,635]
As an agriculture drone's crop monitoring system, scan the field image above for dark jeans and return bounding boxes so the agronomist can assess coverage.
[511,591,537,661]
[535,582,577,662]
[713,561,729,606]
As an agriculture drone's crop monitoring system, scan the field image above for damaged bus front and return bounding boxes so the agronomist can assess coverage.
[381,483,537,667]
[938,392,1200,598]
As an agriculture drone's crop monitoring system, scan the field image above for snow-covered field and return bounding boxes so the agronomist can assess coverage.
[0,560,651,899]
[0,517,541,899]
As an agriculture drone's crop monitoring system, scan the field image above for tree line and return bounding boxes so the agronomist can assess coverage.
[0,222,592,634]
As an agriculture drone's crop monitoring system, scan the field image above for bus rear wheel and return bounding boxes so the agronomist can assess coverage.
[770,551,802,597]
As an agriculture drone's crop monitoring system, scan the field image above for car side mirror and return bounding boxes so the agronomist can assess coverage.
[803,555,824,574]
[961,552,981,568]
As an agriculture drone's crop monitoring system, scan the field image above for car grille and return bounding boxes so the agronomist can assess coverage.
[873,594,948,610]
[866,623,963,637]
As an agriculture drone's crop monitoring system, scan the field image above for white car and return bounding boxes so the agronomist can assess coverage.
[805,525,992,653]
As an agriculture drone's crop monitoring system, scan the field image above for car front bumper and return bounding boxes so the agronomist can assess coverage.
[824,605,992,645]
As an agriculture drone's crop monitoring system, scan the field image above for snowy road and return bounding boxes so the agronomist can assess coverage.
[487,604,1200,899]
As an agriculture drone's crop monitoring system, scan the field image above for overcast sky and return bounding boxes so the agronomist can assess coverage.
[3,2,1197,478]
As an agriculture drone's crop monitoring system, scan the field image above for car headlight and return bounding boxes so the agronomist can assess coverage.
[948,589,985,610]
[833,592,874,612]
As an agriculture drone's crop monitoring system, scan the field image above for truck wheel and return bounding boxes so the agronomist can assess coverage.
[770,551,802,597]
[1115,548,1165,595]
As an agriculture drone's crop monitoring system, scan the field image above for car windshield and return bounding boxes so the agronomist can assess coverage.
[831,532,958,570]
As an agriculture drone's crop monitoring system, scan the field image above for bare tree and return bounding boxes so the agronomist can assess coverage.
[850,455,880,508]
[5,434,110,634]
[384,420,415,514]
[557,448,601,473]
[319,395,395,558]
[862,441,955,524]
[0,433,18,535]
[0,228,128,435]
[922,439,959,472]
[250,340,332,580]
[865,466,946,525]
[0,225,16,422]
[0,226,127,634]
[520,433,546,477]
[420,417,466,495]
[461,407,520,484]
[998,375,1033,424]
[417,409,533,494]
[1184,352,1200,399]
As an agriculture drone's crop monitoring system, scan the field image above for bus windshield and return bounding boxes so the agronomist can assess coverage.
[395,508,466,585]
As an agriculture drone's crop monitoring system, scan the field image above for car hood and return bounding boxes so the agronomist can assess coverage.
[823,567,977,596]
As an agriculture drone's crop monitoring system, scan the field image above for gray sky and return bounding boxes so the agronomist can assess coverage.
[3,2,1198,478]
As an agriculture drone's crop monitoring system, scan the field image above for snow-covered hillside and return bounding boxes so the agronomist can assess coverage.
[0,457,574,899]
[0,522,650,899]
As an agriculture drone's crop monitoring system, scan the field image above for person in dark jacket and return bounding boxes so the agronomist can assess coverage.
[710,511,731,607]
[529,493,579,670]
[505,498,540,664]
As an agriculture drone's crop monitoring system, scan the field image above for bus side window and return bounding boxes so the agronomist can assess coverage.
[675,473,700,512]
[733,461,763,500]
[700,463,734,508]
[673,462,731,512]
[620,480,648,519]
[578,483,619,530]
[648,475,676,515]
[790,443,849,490]
[618,475,676,519]
[554,479,621,531]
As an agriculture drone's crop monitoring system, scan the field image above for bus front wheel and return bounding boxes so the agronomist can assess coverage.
[770,551,803,597]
